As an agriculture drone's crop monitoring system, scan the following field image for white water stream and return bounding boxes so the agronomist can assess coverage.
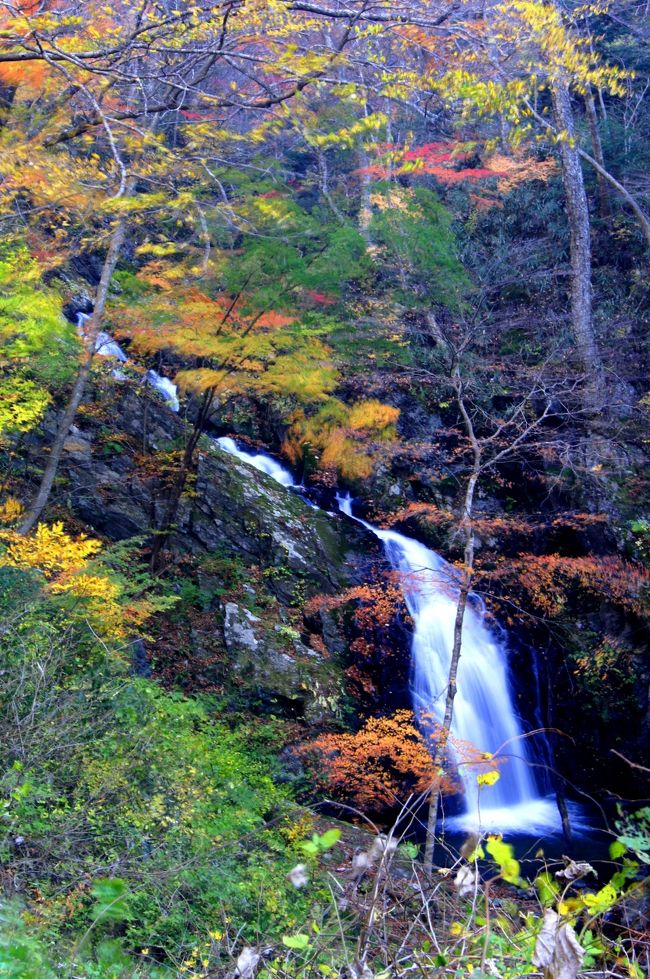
[75,311,564,835]
[216,436,295,487]
[337,492,562,834]
[77,313,180,411]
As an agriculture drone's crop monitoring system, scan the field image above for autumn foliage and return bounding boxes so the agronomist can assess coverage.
[306,576,411,699]
[0,522,171,639]
[489,553,650,619]
[284,398,400,481]
[357,140,556,198]
[296,710,441,811]
[112,284,338,405]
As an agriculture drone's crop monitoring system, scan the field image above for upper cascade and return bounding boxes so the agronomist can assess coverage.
[145,370,180,412]
[77,313,179,411]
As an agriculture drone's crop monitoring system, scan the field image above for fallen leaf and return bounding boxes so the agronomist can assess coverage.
[555,859,595,881]
[532,909,584,979]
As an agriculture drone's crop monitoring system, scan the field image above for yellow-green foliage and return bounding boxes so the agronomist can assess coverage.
[0,247,78,441]
[0,375,50,442]
[0,522,175,641]
[348,399,400,431]
[0,541,303,963]
[0,248,77,381]
[0,633,300,960]
[284,398,400,481]
[435,1,629,140]
[0,497,24,525]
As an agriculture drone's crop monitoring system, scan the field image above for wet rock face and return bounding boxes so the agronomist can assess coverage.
[62,292,94,323]
[60,384,378,602]
[47,381,381,723]
[69,252,105,287]
[187,447,377,601]
[224,602,261,656]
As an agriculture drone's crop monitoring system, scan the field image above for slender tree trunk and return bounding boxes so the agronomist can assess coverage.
[584,87,613,226]
[423,371,480,873]
[149,386,216,570]
[578,143,650,248]
[550,80,603,406]
[317,149,346,225]
[422,536,473,872]
[19,214,129,534]
[356,132,374,245]
[546,667,573,843]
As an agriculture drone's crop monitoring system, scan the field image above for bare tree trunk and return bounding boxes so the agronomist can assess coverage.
[19,215,129,534]
[423,369,480,873]
[357,146,373,245]
[317,148,346,225]
[584,87,613,226]
[422,539,473,871]
[149,386,216,570]
[550,80,603,406]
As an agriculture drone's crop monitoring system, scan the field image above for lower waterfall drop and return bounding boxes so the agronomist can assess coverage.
[338,492,563,834]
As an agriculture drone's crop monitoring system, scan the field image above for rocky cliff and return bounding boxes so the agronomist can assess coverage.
[26,378,387,723]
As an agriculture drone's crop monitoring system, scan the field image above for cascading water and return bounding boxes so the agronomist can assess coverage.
[214,437,321,509]
[77,312,129,362]
[337,493,561,833]
[145,370,180,412]
[216,437,295,487]
[77,313,180,412]
[212,441,568,835]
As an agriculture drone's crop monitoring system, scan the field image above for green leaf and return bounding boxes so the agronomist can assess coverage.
[609,840,626,860]
[535,871,560,907]
[282,933,311,950]
[582,883,617,914]
[486,836,521,886]
[90,878,133,923]
[318,828,341,850]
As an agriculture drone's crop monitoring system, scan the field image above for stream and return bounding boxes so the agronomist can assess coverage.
[78,313,180,412]
[215,436,573,836]
[90,331,575,837]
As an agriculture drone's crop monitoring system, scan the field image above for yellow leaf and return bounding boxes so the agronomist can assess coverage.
[477,769,500,787]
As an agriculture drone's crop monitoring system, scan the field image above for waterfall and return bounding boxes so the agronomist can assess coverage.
[217,444,567,836]
[94,331,129,362]
[145,370,180,412]
[77,312,128,361]
[216,437,296,487]
[76,313,180,411]
[338,491,562,833]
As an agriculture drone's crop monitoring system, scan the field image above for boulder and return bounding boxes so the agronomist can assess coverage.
[39,379,383,722]
[223,603,260,656]
[222,602,344,724]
